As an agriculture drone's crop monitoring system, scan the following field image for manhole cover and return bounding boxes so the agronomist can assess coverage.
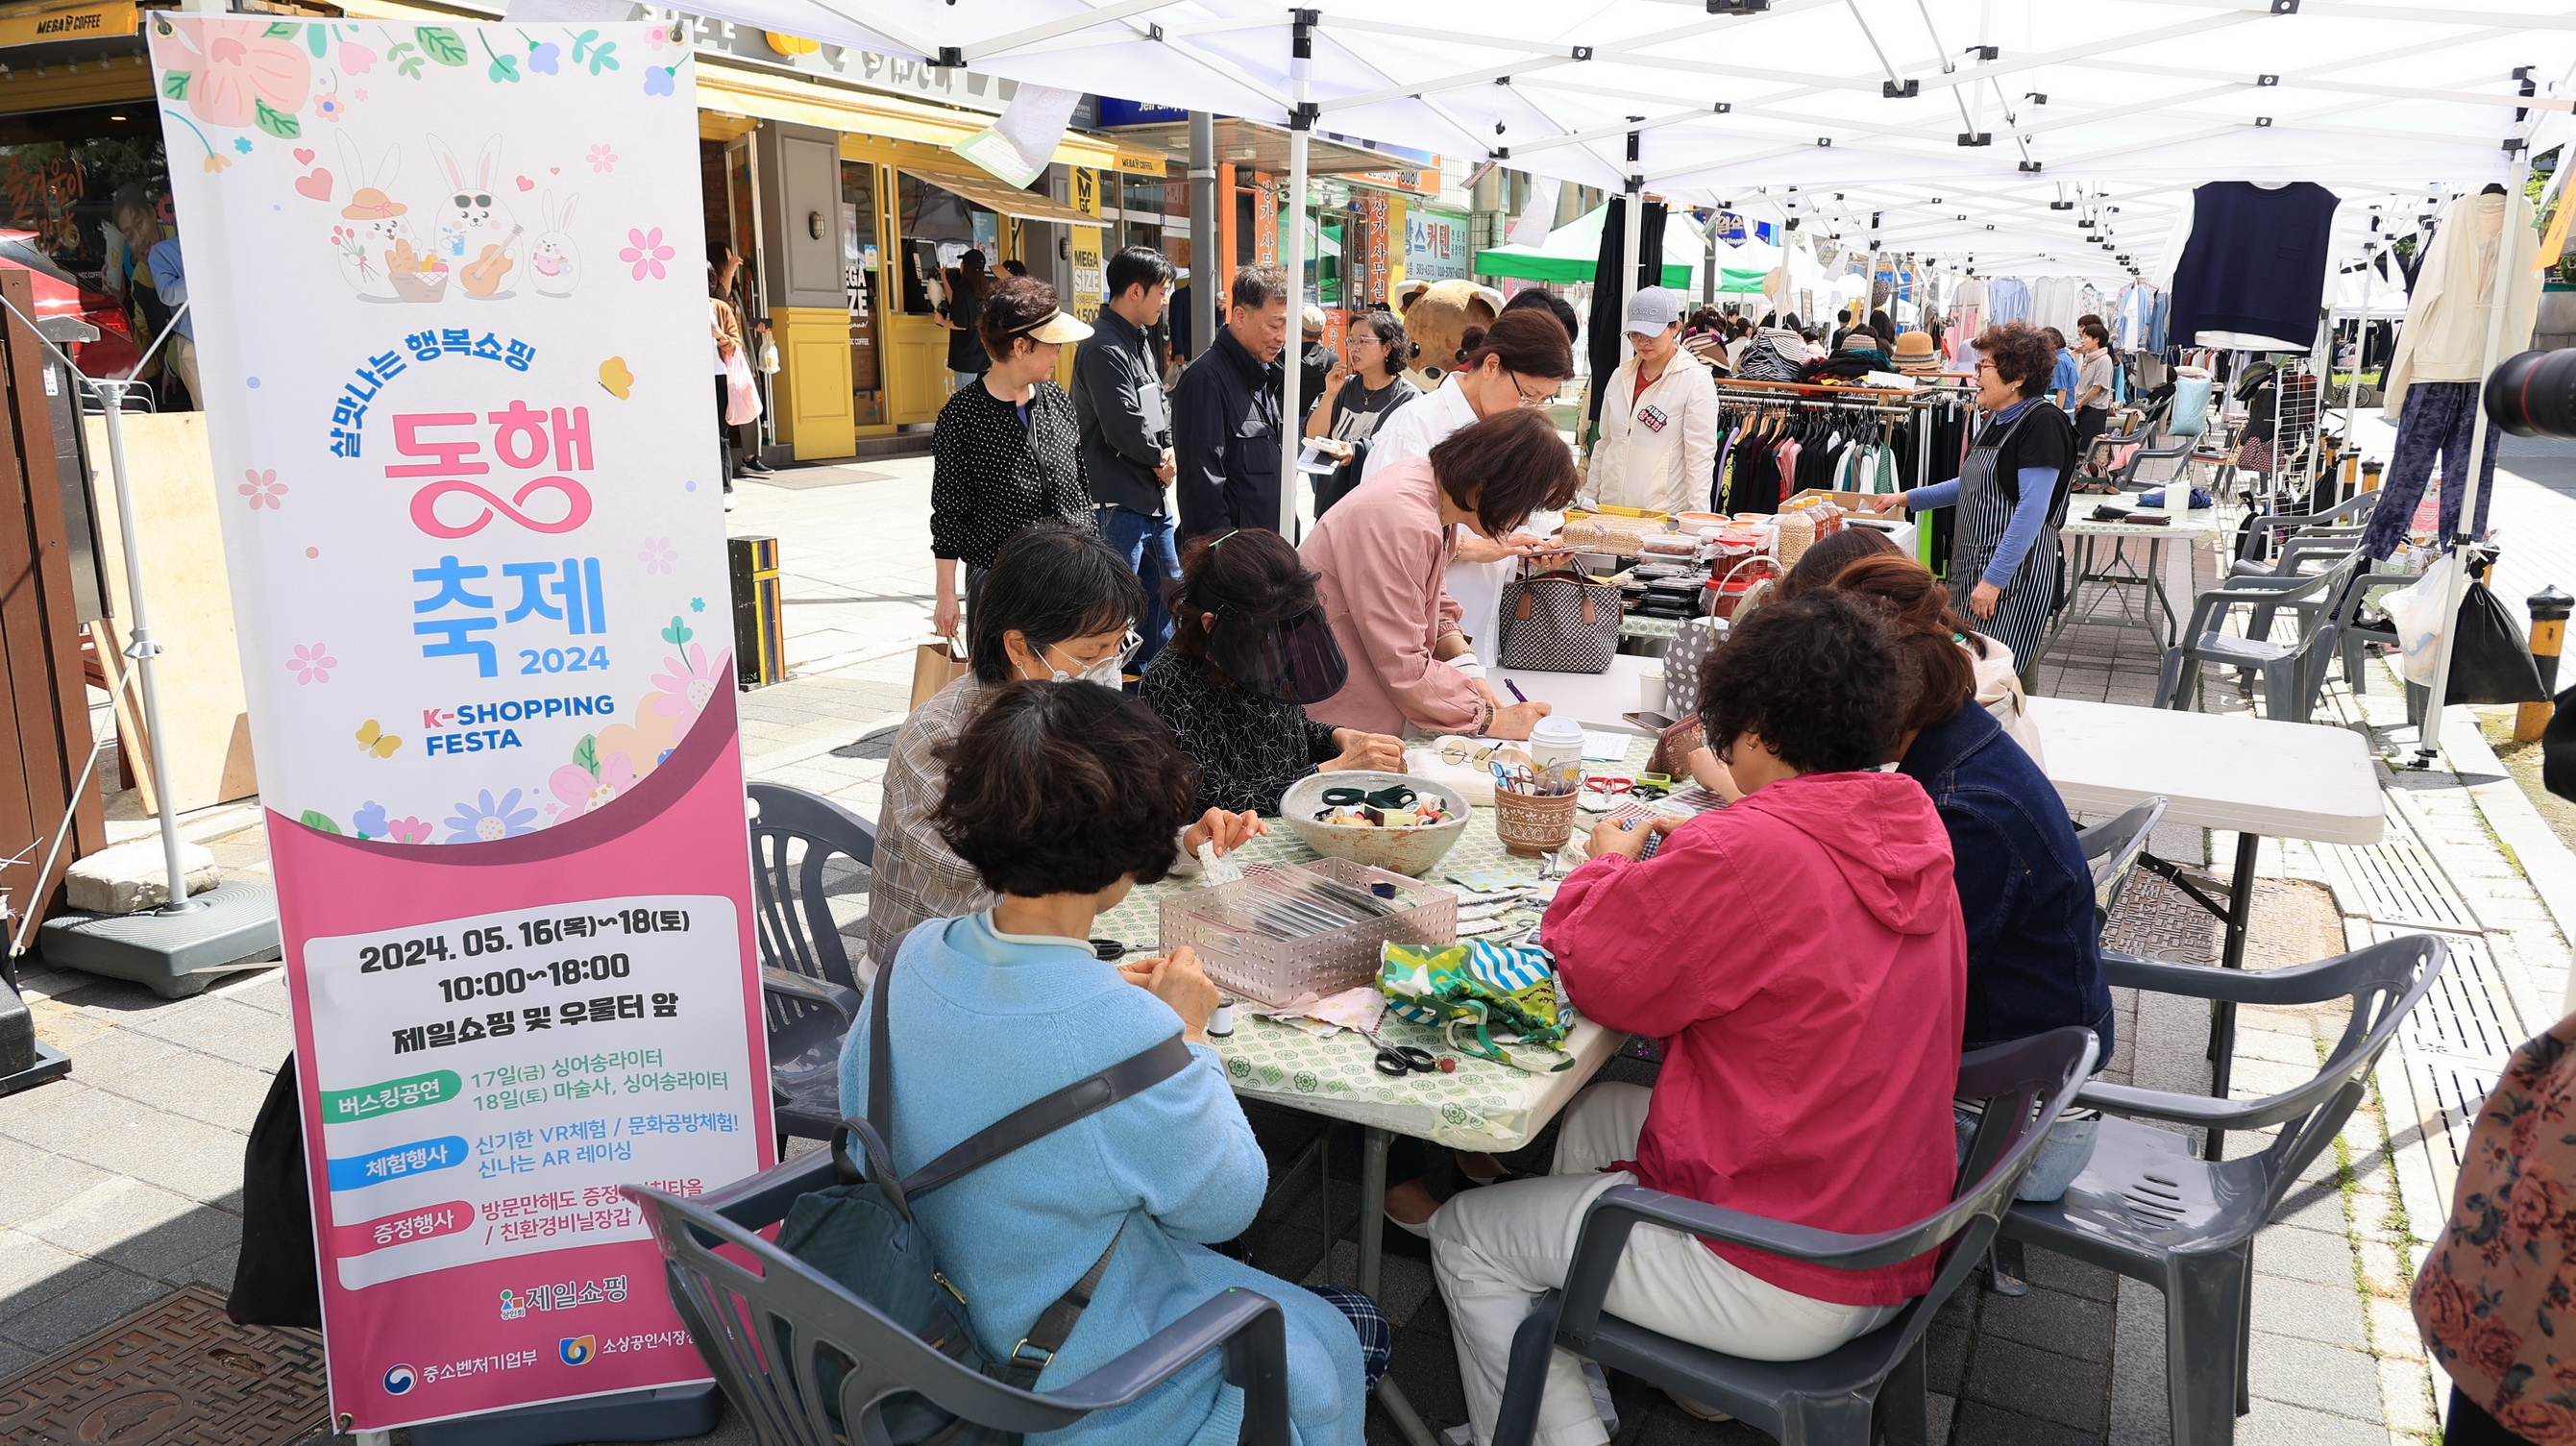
[0,1286,327,1446]
[2102,869,2220,966]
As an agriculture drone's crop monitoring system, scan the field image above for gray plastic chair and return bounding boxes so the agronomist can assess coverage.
[748,782,876,1146]
[628,1155,1291,1446]
[1996,935,2448,1446]
[1488,1027,2099,1446]
[2075,796,2169,930]
[2231,492,2378,566]
[2152,548,2362,724]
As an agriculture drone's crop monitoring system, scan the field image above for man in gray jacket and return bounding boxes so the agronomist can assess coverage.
[1072,245,1180,661]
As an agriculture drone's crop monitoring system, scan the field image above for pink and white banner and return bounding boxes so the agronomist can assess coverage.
[149,15,767,1432]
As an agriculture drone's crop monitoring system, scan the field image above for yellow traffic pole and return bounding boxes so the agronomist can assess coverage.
[2519,585,2571,743]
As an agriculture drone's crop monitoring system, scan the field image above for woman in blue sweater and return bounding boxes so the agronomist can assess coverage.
[839,679,1381,1445]
[1868,322,2078,680]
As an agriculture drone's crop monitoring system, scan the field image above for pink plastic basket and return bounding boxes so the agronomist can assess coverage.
[1157,858,1459,1009]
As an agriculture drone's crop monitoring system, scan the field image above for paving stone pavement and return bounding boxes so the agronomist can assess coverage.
[6,449,2572,1446]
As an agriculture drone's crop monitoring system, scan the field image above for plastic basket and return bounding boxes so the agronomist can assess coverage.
[1157,858,1459,1009]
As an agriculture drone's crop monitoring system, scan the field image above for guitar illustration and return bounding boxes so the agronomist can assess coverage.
[461,224,523,299]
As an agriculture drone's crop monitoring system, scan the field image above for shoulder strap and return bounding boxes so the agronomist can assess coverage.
[996,1221,1127,1387]
[899,1030,1195,1200]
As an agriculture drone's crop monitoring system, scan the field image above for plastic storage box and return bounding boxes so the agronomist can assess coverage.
[1158,858,1458,1009]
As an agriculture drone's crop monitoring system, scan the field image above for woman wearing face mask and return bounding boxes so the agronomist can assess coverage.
[1302,408,1578,741]
[868,524,1264,967]
[1360,306,1579,664]
[1141,528,1406,815]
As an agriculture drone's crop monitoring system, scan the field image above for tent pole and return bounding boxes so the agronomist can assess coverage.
[1190,111,1216,360]
[2417,144,2533,766]
[1620,130,1643,329]
[1280,8,1315,540]
[1704,210,1716,306]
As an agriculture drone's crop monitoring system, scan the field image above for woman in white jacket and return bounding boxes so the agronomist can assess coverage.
[1585,287,1719,517]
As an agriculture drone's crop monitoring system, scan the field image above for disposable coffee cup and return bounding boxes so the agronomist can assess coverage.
[1525,716,1584,775]
[1641,674,1668,714]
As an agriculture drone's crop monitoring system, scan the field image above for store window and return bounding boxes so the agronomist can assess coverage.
[843,160,886,427]
[0,105,173,396]
[895,172,993,316]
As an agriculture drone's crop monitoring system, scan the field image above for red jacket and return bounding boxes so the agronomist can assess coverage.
[1542,771,1967,1306]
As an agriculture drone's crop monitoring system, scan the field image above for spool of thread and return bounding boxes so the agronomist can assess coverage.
[1209,999,1237,1038]
[1778,508,1816,568]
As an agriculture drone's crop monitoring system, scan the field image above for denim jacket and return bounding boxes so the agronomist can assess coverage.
[1898,701,2114,1061]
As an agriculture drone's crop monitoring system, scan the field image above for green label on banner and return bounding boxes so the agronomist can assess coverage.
[323,1070,462,1124]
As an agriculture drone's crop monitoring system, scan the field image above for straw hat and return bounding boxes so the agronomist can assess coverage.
[342,187,406,221]
[1890,331,1942,372]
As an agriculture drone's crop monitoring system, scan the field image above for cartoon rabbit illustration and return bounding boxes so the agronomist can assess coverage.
[331,135,411,302]
[429,133,522,300]
[530,190,579,299]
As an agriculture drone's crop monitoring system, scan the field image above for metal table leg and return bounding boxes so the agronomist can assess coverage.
[2201,831,2261,1160]
[1358,1126,1438,1446]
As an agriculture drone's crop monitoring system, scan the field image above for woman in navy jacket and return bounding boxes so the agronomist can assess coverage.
[1837,553,2112,1200]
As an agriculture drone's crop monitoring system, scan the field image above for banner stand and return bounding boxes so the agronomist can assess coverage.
[396,1380,718,1446]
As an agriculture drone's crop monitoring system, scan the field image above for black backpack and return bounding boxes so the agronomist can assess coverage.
[776,968,1191,1442]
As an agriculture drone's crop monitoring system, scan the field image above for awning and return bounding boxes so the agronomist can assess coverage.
[897,167,1099,228]
[1473,203,1700,289]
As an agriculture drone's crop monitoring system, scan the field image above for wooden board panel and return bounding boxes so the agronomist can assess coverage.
[80,411,257,813]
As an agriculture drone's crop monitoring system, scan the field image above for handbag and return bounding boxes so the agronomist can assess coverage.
[2441,579,2550,705]
[911,634,971,709]
[1495,563,1622,674]
[1662,615,1724,719]
[777,970,1192,1444]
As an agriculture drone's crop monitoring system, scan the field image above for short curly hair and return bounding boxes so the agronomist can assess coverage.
[1697,591,1904,774]
[933,680,1198,896]
[1975,322,2056,399]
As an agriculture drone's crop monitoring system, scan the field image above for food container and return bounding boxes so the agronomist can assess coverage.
[1279,770,1473,877]
[1703,554,1779,620]
[1492,788,1581,856]
[1777,508,1816,567]
[1158,856,1458,1008]
[1711,527,1761,569]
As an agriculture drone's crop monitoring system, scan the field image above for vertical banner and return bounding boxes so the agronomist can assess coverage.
[148,16,765,1433]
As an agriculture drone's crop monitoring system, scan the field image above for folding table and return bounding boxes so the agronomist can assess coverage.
[2028,697,2384,1156]
[2046,504,2229,650]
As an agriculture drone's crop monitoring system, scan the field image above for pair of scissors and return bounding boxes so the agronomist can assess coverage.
[1362,1027,1436,1077]
[1322,782,1419,810]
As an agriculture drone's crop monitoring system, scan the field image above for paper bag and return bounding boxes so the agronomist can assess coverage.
[910,636,970,709]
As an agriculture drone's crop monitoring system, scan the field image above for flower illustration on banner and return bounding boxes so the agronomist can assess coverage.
[203,152,231,174]
[285,642,336,683]
[639,536,675,574]
[620,227,672,281]
[528,40,560,74]
[158,19,313,136]
[643,66,675,97]
[340,40,377,74]
[586,142,617,173]
[352,800,388,839]
[231,135,252,154]
[551,748,636,816]
[313,89,348,123]
[649,640,723,726]
[239,468,286,508]
[445,788,537,843]
[384,816,431,844]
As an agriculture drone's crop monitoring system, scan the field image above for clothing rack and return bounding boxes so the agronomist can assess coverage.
[1708,379,1976,513]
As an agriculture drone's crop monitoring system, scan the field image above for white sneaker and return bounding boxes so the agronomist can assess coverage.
[724,491,739,512]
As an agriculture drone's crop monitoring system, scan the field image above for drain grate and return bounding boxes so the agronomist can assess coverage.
[0,1286,328,1446]
[2377,924,2522,1067]
[2404,1050,2507,1174]
[2320,811,2479,932]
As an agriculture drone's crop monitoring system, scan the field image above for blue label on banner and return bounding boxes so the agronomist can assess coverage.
[329,1136,470,1191]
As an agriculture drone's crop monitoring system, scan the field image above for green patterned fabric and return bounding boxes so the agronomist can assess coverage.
[1089,739,1651,1150]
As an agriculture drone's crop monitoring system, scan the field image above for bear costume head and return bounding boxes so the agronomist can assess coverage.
[1393,279,1508,392]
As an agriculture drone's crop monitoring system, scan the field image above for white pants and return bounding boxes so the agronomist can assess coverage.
[1430,1084,1902,1446]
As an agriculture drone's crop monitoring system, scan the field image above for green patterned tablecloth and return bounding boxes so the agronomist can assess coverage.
[1622,614,1681,642]
[1090,740,1652,1151]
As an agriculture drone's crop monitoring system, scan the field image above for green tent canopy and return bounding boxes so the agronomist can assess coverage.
[1472,203,1766,291]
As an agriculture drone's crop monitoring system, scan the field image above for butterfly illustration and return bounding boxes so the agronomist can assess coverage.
[355,720,403,758]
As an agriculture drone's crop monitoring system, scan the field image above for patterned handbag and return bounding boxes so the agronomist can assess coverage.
[1662,615,1724,718]
[1495,564,1623,674]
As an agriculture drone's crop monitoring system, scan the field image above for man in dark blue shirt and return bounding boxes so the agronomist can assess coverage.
[1168,263,1288,543]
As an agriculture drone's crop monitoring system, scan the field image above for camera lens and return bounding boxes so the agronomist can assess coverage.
[2486,348,2576,439]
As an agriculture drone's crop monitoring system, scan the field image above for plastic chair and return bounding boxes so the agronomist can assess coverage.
[2109,379,2215,488]
[2152,548,2362,724]
[748,782,876,1146]
[628,1155,1293,1446]
[1996,935,2449,1446]
[1487,1027,2100,1446]
[2231,492,2377,566]
[2075,796,2169,930]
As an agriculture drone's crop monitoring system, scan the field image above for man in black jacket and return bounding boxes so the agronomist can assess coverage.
[1170,263,1288,543]
[1072,245,1182,661]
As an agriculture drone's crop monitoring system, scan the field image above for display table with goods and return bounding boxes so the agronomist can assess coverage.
[2049,502,2230,649]
[2028,695,2382,1156]
[1093,742,1669,1446]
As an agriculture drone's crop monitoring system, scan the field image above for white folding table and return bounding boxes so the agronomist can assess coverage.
[2049,504,2229,650]
[2030,696,2384,1154]
[1497,653,1667,736]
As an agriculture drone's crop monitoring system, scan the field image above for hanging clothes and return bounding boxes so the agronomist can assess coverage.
[2167,182,2341,352]
[1987,278,2032,326]
[2383,189,2542,421]
[2028,277,2083,338]
[2361,380,2499,560]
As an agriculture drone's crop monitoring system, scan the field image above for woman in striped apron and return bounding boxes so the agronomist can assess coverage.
[1870,322,2078,678]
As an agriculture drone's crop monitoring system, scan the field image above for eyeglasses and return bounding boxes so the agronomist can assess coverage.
[1509,373,1558,407]
[1434,737,1508,767]
[1974,358,1999,373]
[453,193,493,209]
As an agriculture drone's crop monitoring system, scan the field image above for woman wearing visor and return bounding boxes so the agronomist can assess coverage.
[1142,529,1406,816]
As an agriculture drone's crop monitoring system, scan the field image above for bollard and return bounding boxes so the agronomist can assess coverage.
[2519,584,2572,742]
[728,534,786,689]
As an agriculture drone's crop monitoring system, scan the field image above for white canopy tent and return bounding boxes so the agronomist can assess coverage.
[671,0,2576,783]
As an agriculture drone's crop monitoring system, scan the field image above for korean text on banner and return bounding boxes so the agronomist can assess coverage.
[148,16,766,1432]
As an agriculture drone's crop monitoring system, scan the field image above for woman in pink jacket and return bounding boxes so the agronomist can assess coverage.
[1431,590,1970,1444]
[1300,407,1574,739]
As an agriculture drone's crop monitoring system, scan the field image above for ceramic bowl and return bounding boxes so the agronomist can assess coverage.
[1278,770,1472,878]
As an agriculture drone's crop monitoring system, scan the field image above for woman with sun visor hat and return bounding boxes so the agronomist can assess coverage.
[1141,528,1406,816]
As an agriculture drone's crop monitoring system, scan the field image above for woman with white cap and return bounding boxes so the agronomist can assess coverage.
[928,276,1099,639]
[1585,287,1720,517]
